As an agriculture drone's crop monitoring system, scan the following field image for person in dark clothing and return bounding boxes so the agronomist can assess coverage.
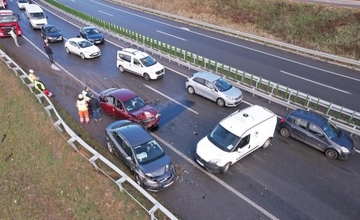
[44,43,54,62]
[88,94,102,121]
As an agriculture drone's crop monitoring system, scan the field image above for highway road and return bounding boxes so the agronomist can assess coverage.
[3,0,360,219]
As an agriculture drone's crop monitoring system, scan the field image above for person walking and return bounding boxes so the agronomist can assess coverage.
[34,79,53,97]
[76,94,90,124]
[44,43,54,62]
[8,27,20,47]
[88,94,102,121]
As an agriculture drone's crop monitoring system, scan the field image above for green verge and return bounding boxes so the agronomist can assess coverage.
[0,47,170,219]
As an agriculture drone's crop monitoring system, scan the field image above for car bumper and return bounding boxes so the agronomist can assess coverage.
[86,51,101,58]
[338,147,356,160]
[195,153,222,173]
[47,36,63,43]
[143,114,160,129]
[225,97,243,107]
[143,172,176,192]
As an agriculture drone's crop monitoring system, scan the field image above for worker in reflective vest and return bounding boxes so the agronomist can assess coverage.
[76,94,89,124]
[34,80,53,97]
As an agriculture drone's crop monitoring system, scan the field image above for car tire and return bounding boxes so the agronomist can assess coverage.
[216,98,225,107]
[143,73,150,81]
[187,86,195,94]
[106,142,114,154]
[80,53,85,59]
[135,173,143,186]
[262,138,271,149]
[65,47,70,54]
[325,149,338,160]
[119,65,125,73]
[220,162,230,174]
[280,127,290,137]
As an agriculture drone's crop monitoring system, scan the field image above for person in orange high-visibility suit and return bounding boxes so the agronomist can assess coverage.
[76,94,89,124]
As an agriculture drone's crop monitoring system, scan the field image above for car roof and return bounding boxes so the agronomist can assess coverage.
[82,26,96,30]
[193,72,221,82]
[116,123,153,147]
[289,109,328,127]
[67,38,90,43]
[220,105,275,137]
[119,48,149,59]
[107,88,137,102]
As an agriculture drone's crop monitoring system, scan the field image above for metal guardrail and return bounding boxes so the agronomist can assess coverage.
[0,50,178,220]
[40,0,360,137]
[105,0,360,68]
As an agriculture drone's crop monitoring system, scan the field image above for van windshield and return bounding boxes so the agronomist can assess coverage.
[208,124,240,152]
[30,12,45,19]
[323,121,341,139]
[140,56,157,67]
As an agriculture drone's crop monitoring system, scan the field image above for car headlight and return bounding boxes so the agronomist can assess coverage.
[340,146,349,153]
[225,96,236,101]
[208,159,220,164]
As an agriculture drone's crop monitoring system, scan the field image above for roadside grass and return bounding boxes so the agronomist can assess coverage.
[113,0,360,59]
[0,52,170,219]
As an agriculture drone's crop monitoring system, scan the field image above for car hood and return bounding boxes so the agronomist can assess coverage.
[139,154,171,177]
[222,86,242,98]
[87,33,103,40]
[196,136,228,162]
[144,62,164,72]
[131,105,158,118]
[82,45,100,53]
[333,131,355,150]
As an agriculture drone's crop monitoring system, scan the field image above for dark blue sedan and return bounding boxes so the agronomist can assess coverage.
[79,26,105,44]
[41,24,63,43]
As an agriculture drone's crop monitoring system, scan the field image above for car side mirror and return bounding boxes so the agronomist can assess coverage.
[237,148,241,152]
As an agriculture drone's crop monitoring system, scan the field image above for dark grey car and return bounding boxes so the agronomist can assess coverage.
[105,120,176,191]
[79,26,104,44]
[279,109,355,160]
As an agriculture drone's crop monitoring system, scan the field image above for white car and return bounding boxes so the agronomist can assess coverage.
[65,38,101,59]
[17,0,30,10]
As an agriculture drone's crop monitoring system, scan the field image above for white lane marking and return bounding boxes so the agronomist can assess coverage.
[51,64,60,70]
[98,10,113,17]
[151,132,279,220]
[144,85,199,115]
[156,30,187,41]
[90,0,360,82]
[356,149,360,153]
[280,70,351,94]
[164,66,188,77]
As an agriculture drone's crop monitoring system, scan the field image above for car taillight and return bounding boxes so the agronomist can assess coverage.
[280,118,286,123]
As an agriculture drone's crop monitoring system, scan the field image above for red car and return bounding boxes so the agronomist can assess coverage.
[99,88,160,129]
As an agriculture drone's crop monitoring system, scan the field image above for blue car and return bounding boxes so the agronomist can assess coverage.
[41,24,63,43]
[79,26,105,44]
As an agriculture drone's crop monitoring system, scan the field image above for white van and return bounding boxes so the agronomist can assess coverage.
[195,105,277,173]
[25,4,47,29]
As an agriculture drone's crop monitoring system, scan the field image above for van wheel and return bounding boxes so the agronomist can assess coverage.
[280,128,290,137]
[187,86,195,94]
[143,73,150,81]
[80,53,85,59]
[106,142,114,154]
[325,149,338,160]
[119,65,125,73]
[65,47,70,54]
[216,98,225,107]
[262,138,271,149]
[220,163,230,174]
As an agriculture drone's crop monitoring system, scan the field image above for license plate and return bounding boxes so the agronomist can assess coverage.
[95,41,100,43]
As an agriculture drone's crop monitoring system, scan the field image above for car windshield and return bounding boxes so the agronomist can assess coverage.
[86,28,100,35]
[18,0,28,3]
[208,124,240,152]
[133,140,165,165]
[140,55,157,67]
[30,13,45,19]
[213,78,232,92]
[323,121,342,139]
[78,40,93,48]
[46,27,58,33]
[123,96,146,112]
[0,15,18,23]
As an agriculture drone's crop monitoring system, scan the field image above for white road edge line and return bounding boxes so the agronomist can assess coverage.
[280,70,351,94]
[144,85,199,115]
[156,30,187,41]
[98,10,114,17]
[151,132,279,220]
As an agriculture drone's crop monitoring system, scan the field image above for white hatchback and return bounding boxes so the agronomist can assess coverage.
[64,38,101,59]
[17,0,30,10]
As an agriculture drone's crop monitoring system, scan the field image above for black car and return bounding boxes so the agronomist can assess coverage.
[79,26,104,44]
[279,109,355,160]
[105,120,176,191]
[41,24,63,43]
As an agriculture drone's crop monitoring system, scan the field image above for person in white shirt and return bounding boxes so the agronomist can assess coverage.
[8,27,20,47]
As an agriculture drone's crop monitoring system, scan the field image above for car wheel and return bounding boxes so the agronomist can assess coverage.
[220,162,230,174]
[216,98,225,107]
[143,73,150,81]
[187,86,195,94]
[106,142,114,154]
[325,149,338,160]
[119,65,125,73]
[135,173,143,186]
[280,127,290,137]
[80,53,85,59]
[262,138,271,149]
[65,47,70,54]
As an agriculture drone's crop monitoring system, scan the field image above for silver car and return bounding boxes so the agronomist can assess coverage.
[185,72,243,107]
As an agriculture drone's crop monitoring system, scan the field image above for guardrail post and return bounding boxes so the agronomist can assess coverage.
[284,86,289,99]
[275,83,280,97]
[349,111,356,124]
[241,71,245,83]
[215,61,218,72]
[293,90,299,103]
[314,97,320,110]
[326,102,333,115]
[249,74,253,86]
[257,77,262,89]
[89,154,100,170]
[266,80,271,93]
[337,106,344,119]
[305,93,310,107]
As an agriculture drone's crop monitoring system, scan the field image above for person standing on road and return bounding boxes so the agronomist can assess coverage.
[88,94,102,121]
[44,43,54,62]
[76,94,89,124]
[82,86,91,102]
[8,27,20,47]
